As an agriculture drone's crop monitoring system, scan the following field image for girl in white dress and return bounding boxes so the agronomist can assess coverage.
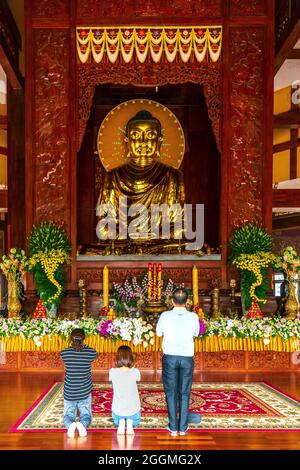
[109,345,141,434]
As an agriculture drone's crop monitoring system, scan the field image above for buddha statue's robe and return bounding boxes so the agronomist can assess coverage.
[96,160,185,240]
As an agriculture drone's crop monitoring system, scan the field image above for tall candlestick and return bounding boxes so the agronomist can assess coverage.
[153,263,157,300]
[157,263,162,301]
[192,265,199,307]
[103,265,109,308]
[230,279,236,314]
[148,263,152,300]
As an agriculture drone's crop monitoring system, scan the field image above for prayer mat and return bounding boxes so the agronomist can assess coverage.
[9,381,300,432]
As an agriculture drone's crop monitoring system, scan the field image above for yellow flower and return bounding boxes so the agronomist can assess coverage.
[234,252,275,302]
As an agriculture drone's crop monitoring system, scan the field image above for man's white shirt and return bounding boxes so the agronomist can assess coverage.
[156,307,200,357]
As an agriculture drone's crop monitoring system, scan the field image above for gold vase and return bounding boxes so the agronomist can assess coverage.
[286,280,299,319]
[7,279,22,318]
[211,287,221,318]
[141,301,166,325]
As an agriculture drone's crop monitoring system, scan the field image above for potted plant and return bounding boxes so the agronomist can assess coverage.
[29,222,71,317]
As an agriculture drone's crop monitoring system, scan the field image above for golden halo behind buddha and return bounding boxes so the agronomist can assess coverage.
[97,99,185,171]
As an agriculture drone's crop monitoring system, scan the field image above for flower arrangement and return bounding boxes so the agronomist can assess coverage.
[112,272,182,314]
[28,223,72,308]
[233,252,276,303]
[98,317,155,347]
[0,248,29,282]
[204,316,300,342]
[0,317,155,348]
[274,246,300,281]
[229,224,275,311]
[0,317,299,346]
[199,318,206,336]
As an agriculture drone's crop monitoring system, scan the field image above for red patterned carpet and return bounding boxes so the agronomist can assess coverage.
[93,387,277,416]
[10,382,300,432]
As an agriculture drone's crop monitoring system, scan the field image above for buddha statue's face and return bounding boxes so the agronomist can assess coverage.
[126,119,162,168]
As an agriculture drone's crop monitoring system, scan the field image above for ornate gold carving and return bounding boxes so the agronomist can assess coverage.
[194,352,203,370]
[134,352,155,369]
[228,29,264,230]
[76,269,103,284]
[21,352,63,369]
[157,351,163,370]
[0,352,18,369]
[32,0,69,17]
[203,351,246,369]
[78,63,221,153]
[92,354,110,369]
[34,30,69,226]
[248,352,290,369]
[76,1,222,18]
[230,0,267,16]
[78,85,95,151]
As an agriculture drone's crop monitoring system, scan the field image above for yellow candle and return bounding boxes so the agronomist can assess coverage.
[103,265,109,308]
[192,265,199,306]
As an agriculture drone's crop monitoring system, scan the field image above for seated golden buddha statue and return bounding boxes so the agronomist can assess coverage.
[95,110,186,253]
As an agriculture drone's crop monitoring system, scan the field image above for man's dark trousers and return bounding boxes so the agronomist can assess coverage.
[162,354,194,432]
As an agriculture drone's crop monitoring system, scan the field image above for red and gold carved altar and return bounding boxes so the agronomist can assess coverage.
[23,0,274,298]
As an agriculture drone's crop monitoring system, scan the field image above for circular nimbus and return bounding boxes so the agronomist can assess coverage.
[97,99,185,171]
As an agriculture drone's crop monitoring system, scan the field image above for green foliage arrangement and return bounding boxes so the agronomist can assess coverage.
[229,224,273,260]
[229,224,275,312]
[29,223,72,308]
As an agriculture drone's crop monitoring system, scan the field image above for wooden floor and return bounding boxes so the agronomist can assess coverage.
[0,371,300,450]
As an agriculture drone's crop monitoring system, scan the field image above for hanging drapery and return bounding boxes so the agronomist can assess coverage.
[76,26,222,64]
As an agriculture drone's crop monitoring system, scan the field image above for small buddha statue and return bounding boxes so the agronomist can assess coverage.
[96,110,185,247]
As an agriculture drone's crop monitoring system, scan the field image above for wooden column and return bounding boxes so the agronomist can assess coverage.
[7,84,25,249]
[25,0,72,289]
[226,1,274,240]
[290,86,299,179]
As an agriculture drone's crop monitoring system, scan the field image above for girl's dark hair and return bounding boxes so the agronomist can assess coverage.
[115,346,134,368]
[70,328,85,352]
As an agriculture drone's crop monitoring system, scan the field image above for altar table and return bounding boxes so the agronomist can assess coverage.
[0,335,298,372]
